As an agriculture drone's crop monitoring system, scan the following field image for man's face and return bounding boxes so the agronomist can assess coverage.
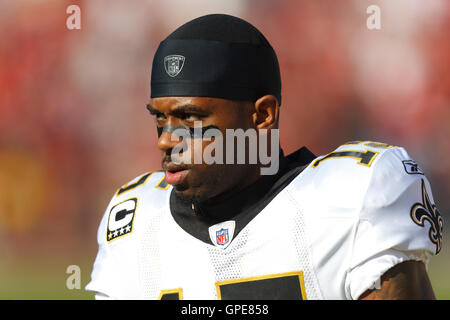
[148,96,258,203]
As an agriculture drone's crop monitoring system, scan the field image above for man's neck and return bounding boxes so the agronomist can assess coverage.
[201,165,263,206]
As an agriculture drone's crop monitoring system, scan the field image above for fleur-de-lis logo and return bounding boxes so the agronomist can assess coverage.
[410,179,444,254]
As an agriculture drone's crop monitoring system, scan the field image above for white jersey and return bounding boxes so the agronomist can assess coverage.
[86,141,443,300]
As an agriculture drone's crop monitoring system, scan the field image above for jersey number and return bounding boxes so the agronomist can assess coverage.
[116,171,169,196]
[312,141,394,168]
[159,271,307,300]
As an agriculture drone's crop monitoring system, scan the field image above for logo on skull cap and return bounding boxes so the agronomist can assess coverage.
[164,55,185,77]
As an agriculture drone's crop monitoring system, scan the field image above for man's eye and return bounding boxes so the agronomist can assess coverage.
[156,114,166,121]
[185,114,198,121]
[183,114,201,121]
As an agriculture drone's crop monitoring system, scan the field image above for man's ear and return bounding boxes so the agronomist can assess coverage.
[253,95,280,130]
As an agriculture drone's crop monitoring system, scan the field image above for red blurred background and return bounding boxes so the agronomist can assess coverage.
[0,0,448,298]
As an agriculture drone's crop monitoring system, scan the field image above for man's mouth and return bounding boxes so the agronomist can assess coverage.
[163,163,189,185]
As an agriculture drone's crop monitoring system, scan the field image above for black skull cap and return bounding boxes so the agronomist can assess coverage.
[150,14,282,105]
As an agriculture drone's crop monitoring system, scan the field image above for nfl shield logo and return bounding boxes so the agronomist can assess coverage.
[164,55,185,77]
[216,228,229,246]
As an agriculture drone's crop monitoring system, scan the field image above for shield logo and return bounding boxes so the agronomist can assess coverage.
[216,228,229,246]
[208,220,235,249]
[164,55,185,77]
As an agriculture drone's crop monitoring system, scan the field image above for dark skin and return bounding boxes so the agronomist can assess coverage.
[148,95,279,204]
[148,95,436,300]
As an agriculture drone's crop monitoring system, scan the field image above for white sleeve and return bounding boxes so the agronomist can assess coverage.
[345,147,444,300]
[85,202,119,299]
[95,292,114,300]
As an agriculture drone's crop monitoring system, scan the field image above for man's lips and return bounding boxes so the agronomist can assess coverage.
[163,163,189,185]
[165,169,189,185]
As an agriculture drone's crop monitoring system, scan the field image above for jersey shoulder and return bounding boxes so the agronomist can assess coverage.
[87,171,172,298]
[290,140,442,250]
[288,141,427,215]
[98,171,171,244]
[113,171,170,201]
[286,141,442,300]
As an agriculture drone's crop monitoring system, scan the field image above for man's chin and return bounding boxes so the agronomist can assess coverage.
[172,185,209,203]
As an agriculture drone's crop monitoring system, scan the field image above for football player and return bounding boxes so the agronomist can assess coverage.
[86,14,443,300]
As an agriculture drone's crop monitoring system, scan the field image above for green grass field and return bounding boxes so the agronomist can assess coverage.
[0,255,95,300]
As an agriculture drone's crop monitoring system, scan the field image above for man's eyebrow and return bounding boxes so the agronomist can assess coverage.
[146,103,208,115]
[171,104,208,114]
[146,104,160,115]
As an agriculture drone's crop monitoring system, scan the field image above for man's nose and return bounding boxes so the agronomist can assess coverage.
[157,130,181,152]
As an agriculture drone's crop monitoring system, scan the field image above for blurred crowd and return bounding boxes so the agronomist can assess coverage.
[0,0,448,257]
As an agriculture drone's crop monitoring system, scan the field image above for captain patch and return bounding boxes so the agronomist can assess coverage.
[107,198,137,242]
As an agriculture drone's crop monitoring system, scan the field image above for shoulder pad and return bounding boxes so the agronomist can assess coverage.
[290,141,422,214]
[312,140,398,169]
[99,171,171,244]
[293,141,399,211]
[113,171,170,200]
